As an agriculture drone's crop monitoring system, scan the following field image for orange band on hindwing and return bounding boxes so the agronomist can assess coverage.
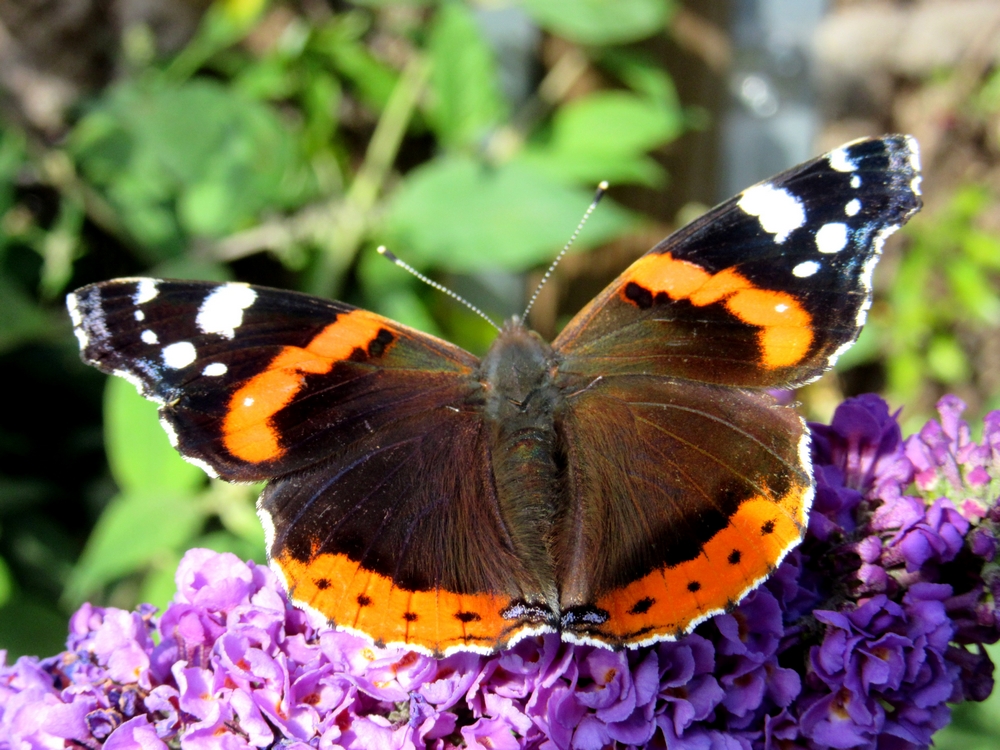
[592,487,809,645]
[273,551,521,655]
[223,310,390,463]
[623,253,814,369]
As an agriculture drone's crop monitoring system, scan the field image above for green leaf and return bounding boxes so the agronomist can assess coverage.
[317,19,400,112]
[0,128,27,215]
[926,334,970,384]
[601,50,682,107]
[946,257,1000,324]
[0,595,70,659]
[65,490,205,601]
[425,3,506,149]
[138,549,183,612]
[523,91,681,186]
[887,350,926,401]
[0,555,12,608]
[519,0,672,45]
[194,530,267,563]
[933,643,1000,750]
[104,375,206,495]
[71,79,311,244]
[833,320,880,370]
[383,156,634,272]
[963,229,1000,271]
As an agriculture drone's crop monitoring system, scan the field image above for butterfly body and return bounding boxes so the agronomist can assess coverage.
[69,135,922,655]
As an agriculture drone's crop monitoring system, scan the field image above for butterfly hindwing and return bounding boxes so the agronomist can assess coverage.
[260,409,557,655]
[551,374,811,647]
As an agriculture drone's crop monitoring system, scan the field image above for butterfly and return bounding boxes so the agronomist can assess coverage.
[68,135,922,656]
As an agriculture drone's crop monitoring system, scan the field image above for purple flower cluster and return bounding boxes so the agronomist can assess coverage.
[2,395,999,750]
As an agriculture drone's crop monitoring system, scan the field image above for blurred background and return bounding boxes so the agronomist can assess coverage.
[1,0,999,742]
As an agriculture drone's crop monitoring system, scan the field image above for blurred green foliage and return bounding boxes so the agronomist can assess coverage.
[0,0,685,658]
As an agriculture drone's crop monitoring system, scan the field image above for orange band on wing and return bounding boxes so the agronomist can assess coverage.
[593,485,810,645]
[223,310,389,463]
[624,253,814,369]
[273,550,519,655]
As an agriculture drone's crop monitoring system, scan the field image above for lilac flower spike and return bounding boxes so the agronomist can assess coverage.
[3,395,999,749]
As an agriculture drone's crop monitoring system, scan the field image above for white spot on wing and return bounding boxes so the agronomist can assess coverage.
[850,175,861,189]
[775,303,789,313]
[162,341,196,369]
[134,279,159,305]
[845,199,861,217]
[816,222,849,254]
[737,184,805,243]
[828,146,857,172]
[196,283,257,340]
[134,310,145,322]
[243,396,255,407]
[202,362,227,377]
[793,261,820,278]
[141,330,159,345]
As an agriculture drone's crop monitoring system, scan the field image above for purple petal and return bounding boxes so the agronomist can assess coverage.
[104,715,169,750]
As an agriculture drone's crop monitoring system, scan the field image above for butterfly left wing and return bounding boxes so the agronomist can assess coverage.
[68,279,559,655]
[548,136,922,647]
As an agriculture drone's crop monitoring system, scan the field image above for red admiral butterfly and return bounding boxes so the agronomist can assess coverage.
[68,135,921,656]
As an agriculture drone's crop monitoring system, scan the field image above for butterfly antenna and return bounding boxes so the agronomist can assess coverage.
[377,246,501,332]
[522,181,608,322]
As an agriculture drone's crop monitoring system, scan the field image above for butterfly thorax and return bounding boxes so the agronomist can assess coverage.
[478,317,558,420]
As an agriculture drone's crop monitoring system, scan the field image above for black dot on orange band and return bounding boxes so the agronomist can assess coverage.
[629,597,655,615]
[624,281,654,309]
[761,520,776,535]
[728,550,741,565]
[687,581,701,592]
[357,594,372,607]
[454,611,481,623]
[367,329,395,357]
[315,578,330,590]
[403,611,418,622]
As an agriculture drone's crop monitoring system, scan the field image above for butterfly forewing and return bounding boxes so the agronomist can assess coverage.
[69,278,479,481]
[554,135,922,388]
